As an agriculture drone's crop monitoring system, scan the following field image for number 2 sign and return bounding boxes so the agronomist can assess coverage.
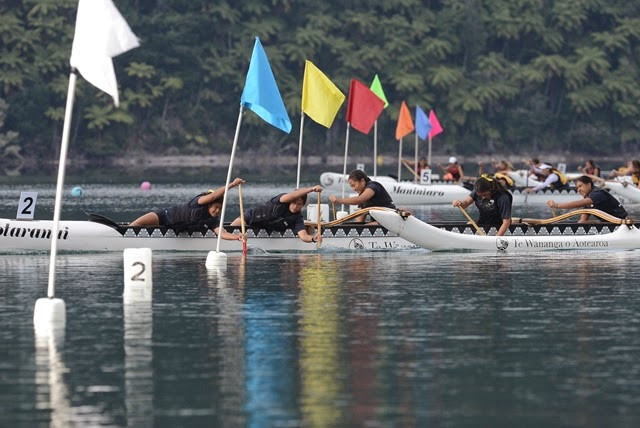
[16,192,38,220]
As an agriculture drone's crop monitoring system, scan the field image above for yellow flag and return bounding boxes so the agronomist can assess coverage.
[301,60,345,128]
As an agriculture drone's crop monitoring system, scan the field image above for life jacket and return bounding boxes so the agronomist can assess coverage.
[549,168,568,189]
[493,172,514,189]
[632,172,640,185]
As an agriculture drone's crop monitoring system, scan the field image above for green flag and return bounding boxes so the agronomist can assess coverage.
[369,74,389,108]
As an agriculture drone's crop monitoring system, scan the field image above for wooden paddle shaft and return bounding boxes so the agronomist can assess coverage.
[458,205,486,235]
[316,192,322,249]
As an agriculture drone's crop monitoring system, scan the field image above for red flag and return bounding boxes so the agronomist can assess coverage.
[346,79,385,134]
[395,101,414,140]
[428,109,443,138]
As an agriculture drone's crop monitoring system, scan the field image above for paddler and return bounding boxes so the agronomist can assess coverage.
[547,175,628,222]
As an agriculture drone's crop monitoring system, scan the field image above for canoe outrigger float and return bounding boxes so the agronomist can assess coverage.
[370,208,640,253]
[0,210,419,253]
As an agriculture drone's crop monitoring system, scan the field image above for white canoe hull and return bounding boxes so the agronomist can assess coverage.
[370,210,640,253]
[320,172,471,205]
[0,218,418,253]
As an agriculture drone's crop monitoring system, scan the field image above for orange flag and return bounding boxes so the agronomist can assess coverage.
[395,101,414,140]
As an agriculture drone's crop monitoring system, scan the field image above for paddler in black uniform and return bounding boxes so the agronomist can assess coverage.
[547,175,628,222]
[231,186,324,244]
[129,177,245,241]
[452,174,513,236]
[328,170,396,223]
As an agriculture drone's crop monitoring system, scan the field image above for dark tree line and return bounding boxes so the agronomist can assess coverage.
[1,0,640,168]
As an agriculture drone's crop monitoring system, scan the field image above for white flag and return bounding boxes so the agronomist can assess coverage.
[70,0,140,107]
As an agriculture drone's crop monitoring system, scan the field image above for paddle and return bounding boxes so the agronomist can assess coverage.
[401,159,418,180]
[512,208,634,225]
[238,183,247,255]
[332,200,337,221]
[457,205,486,235]
[550,206,557,218]
[316,191,322,249]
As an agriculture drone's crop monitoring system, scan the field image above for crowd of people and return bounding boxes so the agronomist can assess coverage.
[129,156,638,242]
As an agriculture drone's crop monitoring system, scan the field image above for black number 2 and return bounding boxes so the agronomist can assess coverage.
[131,261,146,281]
[21,197,34,215]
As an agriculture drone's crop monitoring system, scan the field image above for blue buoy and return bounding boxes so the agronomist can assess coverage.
[71,186,83,197]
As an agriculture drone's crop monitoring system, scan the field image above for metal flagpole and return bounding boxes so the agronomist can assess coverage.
[295,112,305,189]
[215,104,244,253]
[47,70,78,298]
[340,122,351,211]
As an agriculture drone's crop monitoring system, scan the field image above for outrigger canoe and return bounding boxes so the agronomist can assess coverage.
[370,208,640,253]
[0,211,419,253]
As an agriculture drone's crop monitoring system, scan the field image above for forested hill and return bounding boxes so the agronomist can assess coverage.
[1,0,640,165]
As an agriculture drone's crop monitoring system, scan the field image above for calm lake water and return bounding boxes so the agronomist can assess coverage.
[1,178,640,426]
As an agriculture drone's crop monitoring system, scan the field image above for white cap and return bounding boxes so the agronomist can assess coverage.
[538,163,552,170]
[448,156,457,164]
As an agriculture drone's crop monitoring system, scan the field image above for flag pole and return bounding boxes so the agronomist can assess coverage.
[340,122,351,211]
[296,112,305,189]
[428,136,433,167]
[373,120,378,179]
[47,70,78,298]
[397,137,403,181]
[414,132,419,183]
[215,104,244,253]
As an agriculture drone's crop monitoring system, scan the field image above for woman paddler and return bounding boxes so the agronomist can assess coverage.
[452,175,513,236]
[328,170,396,223]
[129,177,245,241]
[546,175,628,222]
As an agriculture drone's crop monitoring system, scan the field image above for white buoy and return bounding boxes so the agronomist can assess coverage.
[33,298,66,336]
[123,248,152,301]
[336,211,349,220]
[206,251,227,269]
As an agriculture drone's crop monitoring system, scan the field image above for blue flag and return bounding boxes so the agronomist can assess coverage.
[240,37,292,133]
[415,105,431,140]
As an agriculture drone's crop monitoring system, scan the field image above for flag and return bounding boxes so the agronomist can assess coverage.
[241,37,292,133]
[428,109,443,138]
[415,105,431,140]
[301,60,345,128]
[345,79,385,134]
[370,74,389,108]
[395,101,414,140]
[70,0,139,107]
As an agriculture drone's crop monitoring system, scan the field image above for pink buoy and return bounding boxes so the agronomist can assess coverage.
[140,181,152,191]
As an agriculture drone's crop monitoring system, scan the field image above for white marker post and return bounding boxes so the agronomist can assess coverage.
[123,248,153,302]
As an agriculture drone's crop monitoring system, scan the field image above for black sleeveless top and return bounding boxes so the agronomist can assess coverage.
[246,193,305,233]
[160,193,220,231]
[359,181,396,209]
[588,188,628,219]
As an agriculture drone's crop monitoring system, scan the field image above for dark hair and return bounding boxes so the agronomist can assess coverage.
[348,170,371,183]
[475,174,506,194]
[575,175,594,187]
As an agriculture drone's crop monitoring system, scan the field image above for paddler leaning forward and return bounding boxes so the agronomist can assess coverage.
[452,175,513,236]
[546,175,628,223]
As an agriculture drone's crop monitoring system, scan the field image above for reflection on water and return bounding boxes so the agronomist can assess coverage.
[299,256,345,427]
[2,249,640,425]
[34,328,70,427]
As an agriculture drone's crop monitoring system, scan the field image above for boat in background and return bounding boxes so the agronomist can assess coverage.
[370,208,640,253]
[320,171,472,205]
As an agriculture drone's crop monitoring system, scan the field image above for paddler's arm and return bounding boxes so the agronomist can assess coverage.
[198,177,244,205]
[214,226,245,241]
[452,195,473,209]
[496,218,511,236]
[279,185,323,204]
[329,188,374,206]
[297,229,322,244]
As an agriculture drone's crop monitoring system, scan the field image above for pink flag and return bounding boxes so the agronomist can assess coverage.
[428,109,443,139]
